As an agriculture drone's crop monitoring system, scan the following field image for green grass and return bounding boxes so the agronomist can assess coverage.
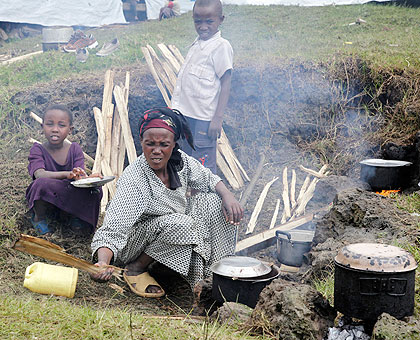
[0,294,263,340]
[1,3,420,91]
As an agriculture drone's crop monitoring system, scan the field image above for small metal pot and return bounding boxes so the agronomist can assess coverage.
[212,266,279,308]
[334,243,417,321]
[276,230,314,267]
[360,159,412,190]
[42,26,73,51]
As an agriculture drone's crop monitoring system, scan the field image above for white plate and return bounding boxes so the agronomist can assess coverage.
[71,176,115,188]
[360,159,412,167]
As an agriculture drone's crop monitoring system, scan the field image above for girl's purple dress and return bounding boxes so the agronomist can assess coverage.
[26,142,102,227]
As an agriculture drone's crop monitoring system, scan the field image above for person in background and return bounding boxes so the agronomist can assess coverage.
[90,108,243,297]
[171,0,232,174]
[159,0,181,20]
[26,104,102,236]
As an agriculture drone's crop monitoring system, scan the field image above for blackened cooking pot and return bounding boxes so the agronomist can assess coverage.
[360,159,412,190]
[210,257,279,308]
[334,243,417,321]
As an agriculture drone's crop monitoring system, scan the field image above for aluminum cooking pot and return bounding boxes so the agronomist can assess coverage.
[334,243,417,321]
[276,229,314,267]
[210,256,279,308]
[360,159,412,190]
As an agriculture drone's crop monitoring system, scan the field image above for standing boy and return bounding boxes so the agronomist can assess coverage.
[171,0,232,174]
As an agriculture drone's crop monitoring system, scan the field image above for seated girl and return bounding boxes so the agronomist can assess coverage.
[26,104,102,235]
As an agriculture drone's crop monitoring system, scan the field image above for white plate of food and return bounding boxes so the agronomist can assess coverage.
[71,176,115,188]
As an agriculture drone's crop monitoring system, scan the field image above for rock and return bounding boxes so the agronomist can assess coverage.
[192,277,220,316]
[212,302,253,325]
[249,278,335,339]
[372,313,420,340]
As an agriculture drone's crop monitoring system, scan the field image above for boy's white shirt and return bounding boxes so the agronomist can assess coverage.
[171,31,233,121]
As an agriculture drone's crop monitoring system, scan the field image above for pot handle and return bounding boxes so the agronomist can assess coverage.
[276,230,291,240]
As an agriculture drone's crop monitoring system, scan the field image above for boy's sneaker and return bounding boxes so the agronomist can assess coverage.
[63,30,85,52]
[76,48,89,63]
[96,38,120,57]
[64,34,98,53]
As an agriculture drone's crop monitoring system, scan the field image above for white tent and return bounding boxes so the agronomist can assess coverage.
[222,0,389,5]
[0,0,126,27]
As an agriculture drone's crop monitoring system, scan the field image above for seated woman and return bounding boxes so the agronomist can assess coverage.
[91,107,243,297]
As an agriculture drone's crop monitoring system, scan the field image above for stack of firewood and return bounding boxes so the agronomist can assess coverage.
[245,165,328,234]
[92,70,137,212]
[141,43,249,190]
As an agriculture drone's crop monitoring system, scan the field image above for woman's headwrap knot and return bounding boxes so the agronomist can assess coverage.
[139,107,195,190]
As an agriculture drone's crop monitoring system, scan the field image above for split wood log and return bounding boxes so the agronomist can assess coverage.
[245,176,278,234]
[280,167,291,224]
[299,164,327,178]
[93,107,106,174]
[168,44,185,64]
[290,169,297,207]
[0,28,8,41]
[102,70,114,165]
[101,160,116,197]
[219,129,248,184]
[294,177,319,217]
[295,175,310,208]
[12,234,123,280]
[2,50,43,65]
[118,73,130,176]
[110,103,122,176]
[236,212,314,255]
[141,46,171,106]
[269,199,281,229]
[239,153,265,207]
[29,112,95,167]
[113,85,137,164]
[217,139,244,188]
[147,45,175,95]
[216,148,240,190]
[157,43,181,73]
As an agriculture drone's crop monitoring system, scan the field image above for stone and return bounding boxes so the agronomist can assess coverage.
[372,313,420,340]
[212,302,253,326]
[249,278,335,339]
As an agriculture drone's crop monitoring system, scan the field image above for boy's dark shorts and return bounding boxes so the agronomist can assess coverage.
[180,117,217,174]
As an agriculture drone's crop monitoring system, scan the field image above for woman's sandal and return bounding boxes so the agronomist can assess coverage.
[123,271,165,298]
[30,217,52,235]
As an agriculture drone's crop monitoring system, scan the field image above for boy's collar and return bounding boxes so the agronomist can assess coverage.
[192,31,221,49]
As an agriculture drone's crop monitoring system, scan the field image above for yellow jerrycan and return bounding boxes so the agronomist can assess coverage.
[24,262,78,298]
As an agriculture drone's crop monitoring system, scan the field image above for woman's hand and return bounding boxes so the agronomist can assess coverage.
[90,261,114,282]
[67,167,87,180]
[221,192,243,225]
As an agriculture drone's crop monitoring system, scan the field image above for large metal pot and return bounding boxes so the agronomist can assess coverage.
[210,256,279,308]
[360,159,412,190]
[334,243,417,321]
[276,229,314,267]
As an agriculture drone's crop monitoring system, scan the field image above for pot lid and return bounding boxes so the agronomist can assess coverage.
[335,243,417,272]
[210,256,272,278]
[360,159,412,167]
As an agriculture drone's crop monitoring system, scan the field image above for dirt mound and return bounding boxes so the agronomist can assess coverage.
[310,187,420,275]
[250,278,335,339]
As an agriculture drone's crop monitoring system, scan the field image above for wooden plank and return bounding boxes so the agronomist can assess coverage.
[2,50,43,65]
[216,148,240,190]
[246,177,278,234]
[269,199,281,229]
[235,213,314,256]
[113,85,137,164]
[157,43,181,73]
[280,167,291,223]
[141,46,171,106]
[147,45,174,95]
[168,44,185,64]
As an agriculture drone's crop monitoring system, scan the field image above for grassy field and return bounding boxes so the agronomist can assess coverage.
[2,3,420,339]
[1,3,420,91]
